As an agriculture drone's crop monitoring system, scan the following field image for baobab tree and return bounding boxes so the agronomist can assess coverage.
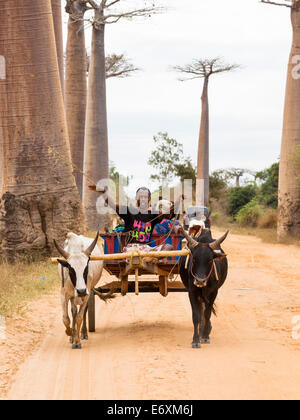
[261,0,300,239]
[65,0,90,200]
[51,0,64,95]
[173,58,239,207]
[0,0,84,260]
[65,2,139,200]
[82,0,161,230]
[223,168,255,187]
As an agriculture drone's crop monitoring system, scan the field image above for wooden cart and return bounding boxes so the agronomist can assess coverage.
[87,233,189,332]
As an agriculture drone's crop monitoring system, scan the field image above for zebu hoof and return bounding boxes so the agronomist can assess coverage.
[201,338,210,344]
[192,342,201,349]
[81,334,88,340]
[72,343,82,349]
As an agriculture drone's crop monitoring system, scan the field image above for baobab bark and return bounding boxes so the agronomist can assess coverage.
[65,1,87,200]
[51,0,64,96]
[0,0,85,261]
[83,9,109,231]
[278,6,300,239]
[197,77,210,207]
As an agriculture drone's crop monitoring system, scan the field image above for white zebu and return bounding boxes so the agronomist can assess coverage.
[54,232,109,349]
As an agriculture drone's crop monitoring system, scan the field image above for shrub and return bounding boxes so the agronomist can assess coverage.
[235,199,263,227]
[257,208,278,229]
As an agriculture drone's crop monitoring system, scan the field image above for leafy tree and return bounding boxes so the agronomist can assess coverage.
[255,162,279,208]
[148,132,184,186]
[209,170,228,201]
[228,185,257,217]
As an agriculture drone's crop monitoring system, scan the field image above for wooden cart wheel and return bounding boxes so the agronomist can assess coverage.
[88,289,96,333]
[159,275,168,297]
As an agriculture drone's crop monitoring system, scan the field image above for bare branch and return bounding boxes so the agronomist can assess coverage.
[105,53,140,78]
[105,0,121,7]
[172,57,240,82]
[260,0,296,8]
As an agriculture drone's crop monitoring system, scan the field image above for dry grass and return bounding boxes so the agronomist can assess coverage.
[0,261,59,317]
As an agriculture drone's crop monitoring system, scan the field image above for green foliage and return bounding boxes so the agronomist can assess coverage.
[228,184,257,216]
[209,170,228,201]
[175,158,196,183]
[235,199,263,227]
[148,132,184,185]
[255,162,279,208]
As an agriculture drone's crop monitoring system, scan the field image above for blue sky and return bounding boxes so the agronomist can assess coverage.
[63,0,291,196]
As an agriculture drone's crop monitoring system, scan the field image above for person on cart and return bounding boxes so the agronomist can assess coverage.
[90,185,184,261]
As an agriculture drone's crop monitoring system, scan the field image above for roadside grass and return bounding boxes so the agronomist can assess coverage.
[0,261,59,317]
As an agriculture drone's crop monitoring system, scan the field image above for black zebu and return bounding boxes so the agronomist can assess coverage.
[179,229,229,348]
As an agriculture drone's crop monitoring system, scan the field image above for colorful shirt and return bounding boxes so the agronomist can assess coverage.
[117,206,157,244]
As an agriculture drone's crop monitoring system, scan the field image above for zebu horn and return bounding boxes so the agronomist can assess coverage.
[180,225,199,248]
[53,239,70,260]
[209,231,229,250]
[84,231,100,257]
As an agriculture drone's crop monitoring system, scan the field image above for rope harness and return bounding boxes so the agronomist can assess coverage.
[189,253,222,288]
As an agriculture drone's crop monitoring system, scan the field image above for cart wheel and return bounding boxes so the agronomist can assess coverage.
[159,275,168,297]
[88,290,96,333]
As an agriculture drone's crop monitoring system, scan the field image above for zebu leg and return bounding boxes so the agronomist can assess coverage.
[70,298,77,345]
[72,297,89,349]
[61,293,72,337]
[189,291,201,348]
[80,305,88,340]
[201,291,217,344]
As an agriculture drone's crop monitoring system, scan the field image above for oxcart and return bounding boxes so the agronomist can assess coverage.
[51,233,190,333]
[88,233,189,332]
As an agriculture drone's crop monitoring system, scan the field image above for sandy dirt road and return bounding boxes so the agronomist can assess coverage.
[5,230,300,400]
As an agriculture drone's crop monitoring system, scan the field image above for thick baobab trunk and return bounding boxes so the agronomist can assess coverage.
[65,2,87,200]
[0,0,85,261]
[51,0,64,96]
[278,8,300,239]
[196,77,209,207]
[83,13,109,231]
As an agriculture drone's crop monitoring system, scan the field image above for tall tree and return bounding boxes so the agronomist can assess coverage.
[261,0,300,239]
[173,58,239,207]
[82,0,161,230]
[65,2,139,201]
[51,0,64,95]
[65,0,89,200]
[0,0,84,261]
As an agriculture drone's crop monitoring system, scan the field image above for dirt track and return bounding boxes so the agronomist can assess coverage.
[4,230,300,400]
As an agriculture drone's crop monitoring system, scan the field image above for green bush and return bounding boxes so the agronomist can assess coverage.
[235,199,263,227]
[228,185,257,216]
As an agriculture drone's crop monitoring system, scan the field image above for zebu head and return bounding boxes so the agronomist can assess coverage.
[54,232,99,298]
[181,228,228,288]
